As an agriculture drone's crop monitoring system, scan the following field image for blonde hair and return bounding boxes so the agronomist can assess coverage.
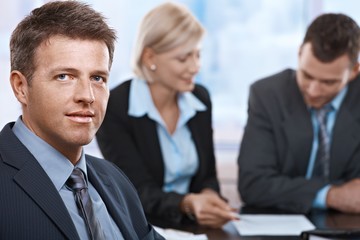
[132,2,205,80]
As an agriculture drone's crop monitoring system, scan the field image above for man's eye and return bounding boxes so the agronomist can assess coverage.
[92,76,106,83]
[57,74,69,81]
[303,73,312,80]
[323,81,336,86]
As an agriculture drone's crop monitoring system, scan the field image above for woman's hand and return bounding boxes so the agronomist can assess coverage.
[181,189,238,228]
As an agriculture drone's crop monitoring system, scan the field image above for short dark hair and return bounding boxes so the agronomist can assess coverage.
[303,13,360,66]
[10,1,117,83]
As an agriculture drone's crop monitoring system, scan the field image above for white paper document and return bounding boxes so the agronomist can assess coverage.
[308,236,333,240]
[153,226,208,240]
[232,214,315,236]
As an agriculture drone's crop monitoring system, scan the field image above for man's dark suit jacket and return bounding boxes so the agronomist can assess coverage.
[0,122,164,240]
[238,69,360,213]
[96,79,220,225]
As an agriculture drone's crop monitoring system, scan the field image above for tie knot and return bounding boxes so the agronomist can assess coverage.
[66,168,87,192]
[315,104,333,123]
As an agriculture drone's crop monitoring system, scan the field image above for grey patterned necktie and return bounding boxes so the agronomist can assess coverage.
[66,168,105,240]
[312,105,333,180]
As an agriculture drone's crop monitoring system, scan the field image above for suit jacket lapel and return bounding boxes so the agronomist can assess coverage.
[86,161,137,239]
[283,107,313,175]
[134,116,165,185]
[282,75,313,175]
[14,162,79,239]
[331,107,360,178]
[0,124,79,240]
[282,74,360,178]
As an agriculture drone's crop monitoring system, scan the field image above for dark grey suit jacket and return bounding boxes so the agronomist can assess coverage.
[238,69,360,213]
[0,122,164,240]
[96,79,220,225]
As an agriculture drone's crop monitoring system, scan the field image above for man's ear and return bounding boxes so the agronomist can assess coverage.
[10,70,29,106]
[298,44,304,59]
[348,62,360,81]
[142,47,156,68]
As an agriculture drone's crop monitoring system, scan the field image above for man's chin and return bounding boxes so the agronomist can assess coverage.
[70,134,95,147]
[305,97,326,109]
[308,102,326,109]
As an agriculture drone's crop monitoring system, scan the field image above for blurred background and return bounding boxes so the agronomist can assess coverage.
[1,0,360,207]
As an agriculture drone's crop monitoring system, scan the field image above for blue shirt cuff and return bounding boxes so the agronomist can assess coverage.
[312,184,331,209]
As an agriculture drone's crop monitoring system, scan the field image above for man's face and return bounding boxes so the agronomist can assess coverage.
[17,35,110,162]
[296,42,357,109]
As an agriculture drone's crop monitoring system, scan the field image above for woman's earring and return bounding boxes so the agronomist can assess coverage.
[150,64,157,71]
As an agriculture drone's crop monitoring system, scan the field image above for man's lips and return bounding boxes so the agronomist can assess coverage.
[181,77,194,84]
[305,93,323,102]
[66,111,95,123]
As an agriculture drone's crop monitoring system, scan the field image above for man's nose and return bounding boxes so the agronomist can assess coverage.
[74,78,95,104]
[307,81,323,97]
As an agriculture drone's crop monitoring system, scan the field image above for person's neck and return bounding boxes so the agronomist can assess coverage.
[46,141,82,166]
[148,83,179,134]
[148,83,178,111]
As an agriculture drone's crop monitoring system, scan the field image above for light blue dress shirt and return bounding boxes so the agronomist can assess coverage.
[12,117,123,240]
[128,78,207,194]
[306,86,348,209]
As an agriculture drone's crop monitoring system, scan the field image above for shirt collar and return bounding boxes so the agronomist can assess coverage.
[307,85,348,111]
[331,85,348,111]
[128,78,207,128]
[12,117,87,191]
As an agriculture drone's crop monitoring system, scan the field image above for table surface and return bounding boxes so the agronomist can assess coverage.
[153,207,360,240]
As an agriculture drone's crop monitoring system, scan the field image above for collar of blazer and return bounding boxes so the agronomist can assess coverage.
[282,72,360,179]
[0,122,80,239]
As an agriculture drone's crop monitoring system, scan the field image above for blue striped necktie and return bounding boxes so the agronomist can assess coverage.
[312,105,333,180]
[66,168,105,240]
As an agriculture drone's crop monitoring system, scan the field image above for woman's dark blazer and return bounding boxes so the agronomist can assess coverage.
[96,79,220,225]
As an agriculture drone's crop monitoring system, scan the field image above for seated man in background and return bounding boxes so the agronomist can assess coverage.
[0,1,163,239]
[238,13,360,214]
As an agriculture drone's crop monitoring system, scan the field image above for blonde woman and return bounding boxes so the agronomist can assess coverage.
[97,2,237,228]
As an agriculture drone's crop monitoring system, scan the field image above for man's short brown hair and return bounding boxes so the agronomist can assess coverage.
[10,1,117,83]
[303,13,360,66]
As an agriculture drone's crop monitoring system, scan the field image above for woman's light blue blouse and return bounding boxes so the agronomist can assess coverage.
[128,78,206,194]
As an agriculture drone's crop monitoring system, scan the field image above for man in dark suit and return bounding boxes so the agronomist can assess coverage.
[0,1,163,239]
[238,13,360,214]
